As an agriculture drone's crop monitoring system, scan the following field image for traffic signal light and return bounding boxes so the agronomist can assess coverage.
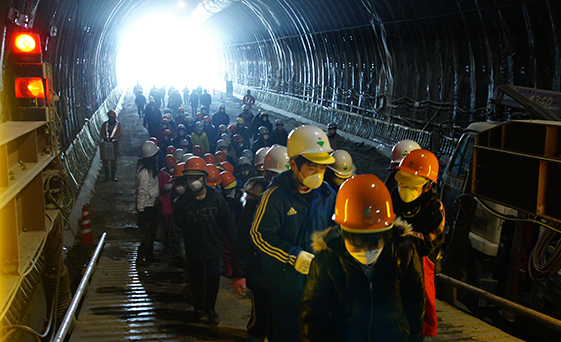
[11,32,42,62]
[8,31,50,120]
[12,63,47,107]
[15,77,45,99]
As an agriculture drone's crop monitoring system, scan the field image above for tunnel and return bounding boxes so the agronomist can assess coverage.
[1,0,561,341]
[2,0,560,147]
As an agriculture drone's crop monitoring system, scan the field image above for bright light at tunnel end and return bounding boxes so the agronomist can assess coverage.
[116,11,221,92]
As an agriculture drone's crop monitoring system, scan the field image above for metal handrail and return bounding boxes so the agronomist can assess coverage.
[52,232,107,342]
[438,273,561,332]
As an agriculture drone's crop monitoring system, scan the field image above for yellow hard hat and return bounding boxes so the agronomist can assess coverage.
[287,125,335,164]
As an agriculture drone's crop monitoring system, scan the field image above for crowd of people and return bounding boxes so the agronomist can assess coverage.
[119,85,445,342]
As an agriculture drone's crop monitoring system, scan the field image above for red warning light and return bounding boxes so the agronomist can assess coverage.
[15,77,45,98]
[13,32,41,54]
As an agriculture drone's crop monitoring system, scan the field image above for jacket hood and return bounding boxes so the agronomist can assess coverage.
[311,217,414,253]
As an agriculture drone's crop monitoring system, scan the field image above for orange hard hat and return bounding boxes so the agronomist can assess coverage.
[178,107,185,112]
[172,162,186,179]
[182,156,208,176]
[166,145,176,155]
[214,151,228,163]
[204,153,216,165]
[206,164,222,186]
[163,128,172,136]
[397,149,439,183]
[149,137,158,145]
[228,124,237,133]
[196,112,203,120]
[220,171,237,190]
[203,115,211,122]
[220,161,234,174]
[193,145,204,158]
[164,154,178,168]
[333,174,396,232]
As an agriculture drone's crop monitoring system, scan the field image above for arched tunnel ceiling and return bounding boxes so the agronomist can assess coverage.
[1,0,560,148]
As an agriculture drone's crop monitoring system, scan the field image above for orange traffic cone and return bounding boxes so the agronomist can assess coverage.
[79,204,94,244]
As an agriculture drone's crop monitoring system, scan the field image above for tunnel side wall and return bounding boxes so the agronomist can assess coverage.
[212,0,561,130]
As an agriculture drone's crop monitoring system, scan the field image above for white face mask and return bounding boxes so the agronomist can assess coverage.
[398,184,422,203]
[242,170,249,176]
[188,180,204,192]
[300,172,324,189]
[263,134,269,140]
[166,167,174,174]
[349,248,383,266]
[175,186,186,195]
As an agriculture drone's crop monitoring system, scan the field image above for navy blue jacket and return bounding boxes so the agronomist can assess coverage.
[250,170,336,308]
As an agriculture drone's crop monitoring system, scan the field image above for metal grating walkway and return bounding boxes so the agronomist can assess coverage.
[68,241,249,342]
[69,238,523,341]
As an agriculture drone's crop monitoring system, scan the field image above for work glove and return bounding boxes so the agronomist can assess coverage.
[232,277,247,297]
[294,251,315,275]
[164,183,173,191]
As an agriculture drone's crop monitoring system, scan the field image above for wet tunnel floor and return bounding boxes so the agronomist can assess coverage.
[69,240,250,342]
[67,90,523,341]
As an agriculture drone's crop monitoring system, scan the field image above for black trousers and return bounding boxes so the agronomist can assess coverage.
[186,257,221,314]
[139,205,159,249]
[246,277,271,339]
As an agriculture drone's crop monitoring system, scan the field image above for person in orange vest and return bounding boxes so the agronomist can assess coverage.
[242,89,256,110]
[391,149,445,337]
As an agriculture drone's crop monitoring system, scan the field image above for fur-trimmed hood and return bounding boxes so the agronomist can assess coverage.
[311,217,414,253]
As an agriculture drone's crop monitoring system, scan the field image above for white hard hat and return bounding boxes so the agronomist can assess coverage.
[264,145,290,173]
[238,156,252,166]
[287,125,335,164]
[173,148,184,160]
[391,139,421,164]
[242,149,253,161]
[141,140,159,158]
[216,139,228,150]
[221,133,231,143]
[327,149,353,178]
[254,147,270,169]
[258,126,270,135]
[181,153,194,162]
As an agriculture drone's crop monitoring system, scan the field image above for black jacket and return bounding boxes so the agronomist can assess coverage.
[252,136,273,154]
[391,188,445,265]
[200,92,212,108]
[270,128,288,146]
[299,221,425,342]
[144,107,162,137]
[170,185,236,260]
[232,180,267,284]
[212,111,230,128]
